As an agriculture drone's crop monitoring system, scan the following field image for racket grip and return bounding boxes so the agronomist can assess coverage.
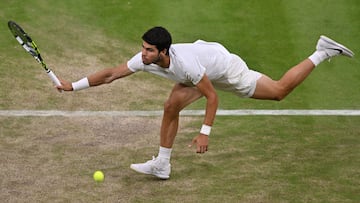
[47,70,62,92]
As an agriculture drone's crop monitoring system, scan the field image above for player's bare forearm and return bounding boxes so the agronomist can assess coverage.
[196,74,218,127]
[87,68,116,86]
[203,91,218,126]
[57,63,133,91]
[88,63,133,86]
[190,94,217,153]
[189,74,218,153]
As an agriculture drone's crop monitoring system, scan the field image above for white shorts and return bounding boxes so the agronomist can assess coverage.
[212,54,262,98]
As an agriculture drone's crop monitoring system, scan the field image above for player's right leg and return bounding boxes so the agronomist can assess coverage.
[130,83,203,179]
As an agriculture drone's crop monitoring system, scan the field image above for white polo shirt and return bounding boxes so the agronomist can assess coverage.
[127,40,261,97]
[127,40,232,86]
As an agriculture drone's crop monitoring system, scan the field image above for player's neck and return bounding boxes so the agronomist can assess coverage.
[156,55,170,68]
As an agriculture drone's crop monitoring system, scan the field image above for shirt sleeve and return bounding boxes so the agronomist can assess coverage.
[127,52,144,72]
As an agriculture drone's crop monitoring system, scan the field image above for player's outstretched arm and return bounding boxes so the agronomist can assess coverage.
[57,63,134,91]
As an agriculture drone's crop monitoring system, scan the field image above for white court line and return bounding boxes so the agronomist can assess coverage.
[0,109,360,117]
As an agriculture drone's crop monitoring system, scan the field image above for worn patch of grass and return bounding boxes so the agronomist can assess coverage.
[1,116,359,202]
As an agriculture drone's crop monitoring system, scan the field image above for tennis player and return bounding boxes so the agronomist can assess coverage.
[57,27,354,179]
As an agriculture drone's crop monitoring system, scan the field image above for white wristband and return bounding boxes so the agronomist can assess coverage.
[72,77,90,91]
[200,124,212,136]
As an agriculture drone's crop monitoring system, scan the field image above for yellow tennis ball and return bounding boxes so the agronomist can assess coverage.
[93,171,104,182]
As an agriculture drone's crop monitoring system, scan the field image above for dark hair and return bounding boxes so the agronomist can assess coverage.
[142,26,172,55]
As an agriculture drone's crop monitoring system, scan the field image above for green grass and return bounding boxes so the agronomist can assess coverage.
[0,0,359,202]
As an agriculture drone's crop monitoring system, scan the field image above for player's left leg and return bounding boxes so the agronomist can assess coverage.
[160,83,203,148]
[252,35,354,101]
[252,59,315,100]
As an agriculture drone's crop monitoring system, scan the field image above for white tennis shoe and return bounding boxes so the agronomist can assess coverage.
[130,156,171,179]
[316,35,354,58]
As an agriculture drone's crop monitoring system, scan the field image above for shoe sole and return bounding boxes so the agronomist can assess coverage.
[320,35,354,57]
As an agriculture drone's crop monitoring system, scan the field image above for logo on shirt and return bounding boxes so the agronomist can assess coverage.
[185,71,201,84]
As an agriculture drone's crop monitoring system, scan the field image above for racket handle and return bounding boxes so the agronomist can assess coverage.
[47,70,63,92]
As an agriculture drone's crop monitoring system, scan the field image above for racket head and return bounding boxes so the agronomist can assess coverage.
[8,20,44,64]
[8,21,32,44]
[8,20,61,90]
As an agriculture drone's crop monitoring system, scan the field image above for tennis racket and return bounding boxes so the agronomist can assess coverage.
[8,20,62,89]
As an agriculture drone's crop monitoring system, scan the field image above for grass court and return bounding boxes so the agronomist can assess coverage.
[0,0,359,202]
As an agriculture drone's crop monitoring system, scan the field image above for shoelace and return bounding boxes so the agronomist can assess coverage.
[145,156,156,164]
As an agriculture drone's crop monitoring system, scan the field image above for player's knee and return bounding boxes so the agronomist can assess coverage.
[163,99,181,114]
[255,78,289,101]
[273,89,290,101]
[267,85,288,101]
[274,94,286,101]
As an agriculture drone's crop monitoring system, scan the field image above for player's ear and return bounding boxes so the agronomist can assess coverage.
[161,48,168,55]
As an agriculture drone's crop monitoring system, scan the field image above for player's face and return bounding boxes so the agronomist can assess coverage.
[141,41,160,65]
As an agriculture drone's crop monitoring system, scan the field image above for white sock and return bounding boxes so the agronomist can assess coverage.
[308,50,328,66]
[158,146,172,161]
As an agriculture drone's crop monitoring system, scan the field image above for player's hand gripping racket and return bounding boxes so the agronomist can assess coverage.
[8,20,62,91]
